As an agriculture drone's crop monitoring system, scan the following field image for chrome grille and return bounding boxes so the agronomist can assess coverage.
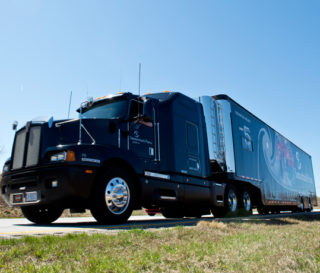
[26,126,41,167]
[12,126,41,170]
[12,129,27,170]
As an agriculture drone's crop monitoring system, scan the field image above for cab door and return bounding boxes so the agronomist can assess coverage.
[129,120,155,160]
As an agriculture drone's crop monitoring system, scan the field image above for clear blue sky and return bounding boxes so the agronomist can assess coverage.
[0,1,319,193]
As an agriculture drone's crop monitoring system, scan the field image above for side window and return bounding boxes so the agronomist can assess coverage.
[186,122,199,155]
[129,100,142,120]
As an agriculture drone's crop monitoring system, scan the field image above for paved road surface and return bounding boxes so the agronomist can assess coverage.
[0,210,319,238]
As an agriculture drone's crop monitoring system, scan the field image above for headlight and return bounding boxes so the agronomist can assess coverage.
[50,150,76,162]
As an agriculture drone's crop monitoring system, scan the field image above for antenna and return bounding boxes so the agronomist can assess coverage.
[119,69,122,92]
[138,63,141,96]
[67,91,72,119]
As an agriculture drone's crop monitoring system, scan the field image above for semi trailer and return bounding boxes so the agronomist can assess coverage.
[1,91,317,224]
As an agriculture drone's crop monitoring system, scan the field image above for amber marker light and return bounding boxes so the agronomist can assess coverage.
[164,90,169,93]
[85,169,93,174]
[65,150,76,162]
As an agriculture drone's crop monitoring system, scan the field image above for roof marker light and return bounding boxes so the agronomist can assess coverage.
[164,90,169,93]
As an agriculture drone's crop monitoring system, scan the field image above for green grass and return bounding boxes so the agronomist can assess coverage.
[1,215,320,272]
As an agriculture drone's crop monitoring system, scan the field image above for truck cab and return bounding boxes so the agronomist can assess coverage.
[1,92,216,224]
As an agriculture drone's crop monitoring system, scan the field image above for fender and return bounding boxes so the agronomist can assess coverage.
[72,144,145,175]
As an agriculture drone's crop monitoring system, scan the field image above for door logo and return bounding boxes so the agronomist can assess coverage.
[133,130,140,138]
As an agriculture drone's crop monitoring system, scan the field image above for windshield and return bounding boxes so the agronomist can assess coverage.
[80,99,128,119]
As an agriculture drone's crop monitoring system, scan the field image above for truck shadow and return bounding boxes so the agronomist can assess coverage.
[220,211,320,226]
[16,211,320,231]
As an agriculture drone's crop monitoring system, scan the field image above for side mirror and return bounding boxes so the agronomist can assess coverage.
[87,97,94,107]
[12,121,18,131]
[128,98,156,122]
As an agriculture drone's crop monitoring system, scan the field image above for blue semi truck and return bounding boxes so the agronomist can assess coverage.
[1,92,317,224]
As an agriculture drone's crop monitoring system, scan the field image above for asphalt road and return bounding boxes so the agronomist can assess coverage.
[0,210,319,239]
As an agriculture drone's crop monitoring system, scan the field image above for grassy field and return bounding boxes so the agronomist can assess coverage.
[1,214,320,272]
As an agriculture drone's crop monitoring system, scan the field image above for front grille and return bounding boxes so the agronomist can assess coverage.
[11,181,38,190]
[12,129,27,170]
[26,127,41,167]
[12,126,41,170]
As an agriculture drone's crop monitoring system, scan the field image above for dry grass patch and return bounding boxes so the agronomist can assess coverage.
[1,215,320,272]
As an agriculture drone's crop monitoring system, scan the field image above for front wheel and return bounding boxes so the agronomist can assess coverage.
[21,205,63,224]
[90,167,136,224]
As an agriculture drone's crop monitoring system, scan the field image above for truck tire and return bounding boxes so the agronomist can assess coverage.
[21,205,63,224]
[299,197,304,212]
[307,197,313,212]
[239,188,252,216]
[212,184,238,218]
[90,167,136,224]
[161,208,184,218]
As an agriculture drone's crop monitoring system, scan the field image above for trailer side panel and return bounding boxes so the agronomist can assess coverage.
[226,99,316,205]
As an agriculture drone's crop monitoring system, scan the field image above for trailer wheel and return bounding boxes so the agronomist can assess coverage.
[299,197,304,212]
[161,208,184,218]
[239,188,252,216]
[21,205,63,224]
[90,167,135,224]
[307,198,313,212]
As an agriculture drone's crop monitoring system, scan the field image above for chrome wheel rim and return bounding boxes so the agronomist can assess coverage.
[228,189,237,212]
[242,191,251,211]
[105,177,130,215]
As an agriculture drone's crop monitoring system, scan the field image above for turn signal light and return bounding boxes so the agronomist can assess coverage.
[65,150,76,162]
